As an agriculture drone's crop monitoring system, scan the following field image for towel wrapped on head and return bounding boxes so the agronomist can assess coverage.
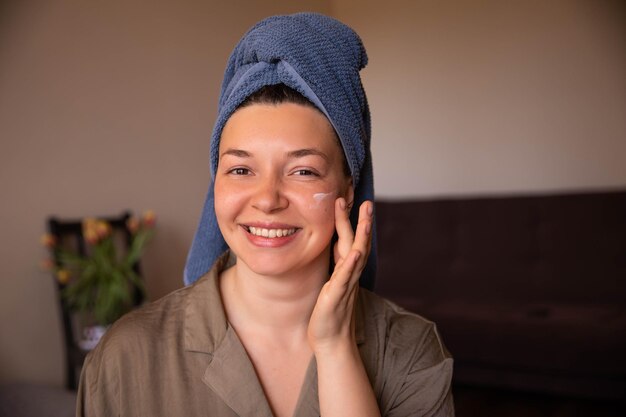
[184,12,376,289]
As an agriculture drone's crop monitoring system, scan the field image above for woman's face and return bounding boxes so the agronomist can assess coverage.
[214,102,353,278]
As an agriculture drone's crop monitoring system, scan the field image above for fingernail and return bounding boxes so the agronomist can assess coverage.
[367,203,373,216]
[339,199,346,210]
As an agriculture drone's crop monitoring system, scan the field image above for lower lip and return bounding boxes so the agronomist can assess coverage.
[242,227,300,248]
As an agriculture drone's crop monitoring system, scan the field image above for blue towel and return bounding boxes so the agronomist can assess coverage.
[184,12,376,290]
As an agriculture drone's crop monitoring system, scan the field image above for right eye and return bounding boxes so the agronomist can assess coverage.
[228,167,250,176]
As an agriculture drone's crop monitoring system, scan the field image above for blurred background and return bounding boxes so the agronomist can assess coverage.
[1,0,624,415]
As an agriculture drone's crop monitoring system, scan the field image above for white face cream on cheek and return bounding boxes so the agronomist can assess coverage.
[310,192,334,211]
[313,192,332,203]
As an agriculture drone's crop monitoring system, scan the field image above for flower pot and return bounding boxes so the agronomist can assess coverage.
[78,324,108,351]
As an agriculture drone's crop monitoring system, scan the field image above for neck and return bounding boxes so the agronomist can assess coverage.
[220,252,329,338]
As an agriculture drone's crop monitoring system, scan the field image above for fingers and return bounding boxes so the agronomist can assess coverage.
[353,201,373,261]
[331,199,373,290]
[312,201,373,348]
[347,201,373,287]
[334,198,354,262]
[328,248,361,293]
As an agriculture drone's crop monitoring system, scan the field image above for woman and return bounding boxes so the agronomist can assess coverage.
[77,13,454,417]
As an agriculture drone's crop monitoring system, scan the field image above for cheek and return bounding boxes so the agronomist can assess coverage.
[310,192,335,214]
[213,180,244,224]
[288,189,337,230]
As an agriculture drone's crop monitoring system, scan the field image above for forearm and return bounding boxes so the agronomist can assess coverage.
[316,342,381,417]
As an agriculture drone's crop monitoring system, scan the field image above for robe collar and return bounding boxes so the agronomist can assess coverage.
[183,251,367,417]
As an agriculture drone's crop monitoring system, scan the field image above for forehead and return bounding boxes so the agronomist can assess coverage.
[219,103,341,154]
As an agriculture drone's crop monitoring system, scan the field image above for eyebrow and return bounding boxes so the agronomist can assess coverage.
[287,148,329,162]
[220,149,251,159]
[220,148,329,161]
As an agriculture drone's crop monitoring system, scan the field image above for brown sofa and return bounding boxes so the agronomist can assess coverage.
[374,190,626,400]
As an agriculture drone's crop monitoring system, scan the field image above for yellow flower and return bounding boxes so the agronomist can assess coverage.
[142,210,157,228]
[82,218,97,239]
[84,227,99,245]
[95,221,112,239]
[56,269,71,285]
[39,233,57,248]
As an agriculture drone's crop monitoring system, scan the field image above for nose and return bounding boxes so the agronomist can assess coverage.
[251,174,288,213]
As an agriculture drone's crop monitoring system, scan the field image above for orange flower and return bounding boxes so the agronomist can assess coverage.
[56,269,71,285]
[82,218,97,235]
[84,229,98,244]
[80,219,114,243]
[83,218,97,228]
[39,234,57,248]
[126,217,140,234]
[82,218,104,244]
[142,210,156,228]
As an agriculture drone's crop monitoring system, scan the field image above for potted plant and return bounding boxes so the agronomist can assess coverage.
[41,211,156,349]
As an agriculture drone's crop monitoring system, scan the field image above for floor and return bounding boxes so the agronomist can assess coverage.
[0,383,76,417]
[1,382,624,417]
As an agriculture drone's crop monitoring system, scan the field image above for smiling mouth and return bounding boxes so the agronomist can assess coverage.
[244,226,298,238]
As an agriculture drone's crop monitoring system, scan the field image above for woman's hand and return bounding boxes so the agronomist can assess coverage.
[308,198,380,417]
[307,198,373,353]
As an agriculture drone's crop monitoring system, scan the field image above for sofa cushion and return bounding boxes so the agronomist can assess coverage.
[373,191,626,398]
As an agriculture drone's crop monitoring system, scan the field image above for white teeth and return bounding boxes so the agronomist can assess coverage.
[248,226,296,238]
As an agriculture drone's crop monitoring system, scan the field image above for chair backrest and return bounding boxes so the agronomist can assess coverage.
[46,211,145,390]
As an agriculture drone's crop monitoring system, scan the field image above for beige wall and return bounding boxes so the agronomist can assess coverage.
[334,0,626,197]
[0,0,330,386]
[1,0,625,386]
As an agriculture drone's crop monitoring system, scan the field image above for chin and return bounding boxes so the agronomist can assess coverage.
[235,247,331,278]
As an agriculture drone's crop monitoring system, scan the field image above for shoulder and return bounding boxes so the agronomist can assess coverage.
[77,287,189,416]
[82,283,192,374]
[77,256,231,416]
[357,289,454,416]
[358,288,450,362]
[108,284,191,347]
[85,252,230,369]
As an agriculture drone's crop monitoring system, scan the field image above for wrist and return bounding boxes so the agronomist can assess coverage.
[313,338,360,363]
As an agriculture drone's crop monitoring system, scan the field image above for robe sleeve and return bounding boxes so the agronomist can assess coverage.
[75,337,120,417]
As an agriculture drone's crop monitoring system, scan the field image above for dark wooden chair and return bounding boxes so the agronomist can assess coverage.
[46,211,145,390]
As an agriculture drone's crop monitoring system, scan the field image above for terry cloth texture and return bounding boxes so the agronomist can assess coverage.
[184,12,376,289]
